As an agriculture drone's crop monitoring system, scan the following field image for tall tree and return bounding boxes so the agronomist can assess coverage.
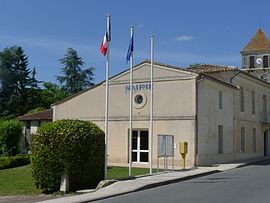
[57,48,94,95]
[0,46,32,117]
[25,67,41,111]
[15,47,31,114]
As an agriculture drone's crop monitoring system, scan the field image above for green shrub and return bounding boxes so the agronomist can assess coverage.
[31,120,105,193]
[0,155,31,170]
[0,119,22,155]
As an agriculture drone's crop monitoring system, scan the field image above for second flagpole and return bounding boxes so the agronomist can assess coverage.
[129,26,134,177]
[149,35,154,174]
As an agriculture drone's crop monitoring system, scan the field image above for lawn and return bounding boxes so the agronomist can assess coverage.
[108,166,156,179]
[0,165,39,196]
[0,165,155,195]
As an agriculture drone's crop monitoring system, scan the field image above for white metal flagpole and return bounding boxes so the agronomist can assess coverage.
[149,35,154,174]
[129,26,134,177]
[104,15,111,179]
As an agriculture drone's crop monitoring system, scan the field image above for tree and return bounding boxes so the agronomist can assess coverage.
[0,119,22,155]
[25,67,41,111]
[15,47,31,114]
[0,46,31,116]
[39,82,67,109]
[57,48,94,95]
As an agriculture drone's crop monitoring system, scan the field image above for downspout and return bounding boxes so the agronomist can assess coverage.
[230,70,241,84]
[230,71,240,162]
[195,74,205,166]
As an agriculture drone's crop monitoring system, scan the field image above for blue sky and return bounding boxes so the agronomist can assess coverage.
[0,0,269,84]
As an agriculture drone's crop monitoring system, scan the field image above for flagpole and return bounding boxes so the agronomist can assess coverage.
[104,15,111,179]
[129,25,134,177]
[149,35,154,174]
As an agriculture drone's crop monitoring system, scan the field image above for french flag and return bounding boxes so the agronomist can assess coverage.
[100,18,111,56]
[100,32,109,56]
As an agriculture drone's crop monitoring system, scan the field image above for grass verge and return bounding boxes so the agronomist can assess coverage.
[108,166,157,179]
[0,165,156,195]
[0,165,39,196]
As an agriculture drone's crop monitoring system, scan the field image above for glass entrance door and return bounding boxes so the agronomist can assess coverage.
[132,130,149,163]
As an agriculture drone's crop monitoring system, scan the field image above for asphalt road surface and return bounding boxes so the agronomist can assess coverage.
[93,159,270,203]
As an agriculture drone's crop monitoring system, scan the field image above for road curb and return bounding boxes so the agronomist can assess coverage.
[235,158,270,169]
[81,170,221,203]
[135,170,221,192]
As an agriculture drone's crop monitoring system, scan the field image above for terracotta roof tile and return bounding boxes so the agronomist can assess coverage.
[241,28,270,53]
[17,109,53,121]
[187,64,238,73]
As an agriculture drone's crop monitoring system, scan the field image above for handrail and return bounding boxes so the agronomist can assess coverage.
[0,146,16,157]
[19,147,30,155]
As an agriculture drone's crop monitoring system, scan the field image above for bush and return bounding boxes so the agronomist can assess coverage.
[0,155,31,170]
[0,119,22,155]
[31,120,105,193]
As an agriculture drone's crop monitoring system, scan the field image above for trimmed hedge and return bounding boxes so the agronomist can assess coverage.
[31,120,105,193]
[0,119,22,155]
[0,155,31,170]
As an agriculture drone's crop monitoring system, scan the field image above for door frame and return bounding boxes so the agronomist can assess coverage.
[131,129,149,164]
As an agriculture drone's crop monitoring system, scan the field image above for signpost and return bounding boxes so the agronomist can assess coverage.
[157,134,174,172]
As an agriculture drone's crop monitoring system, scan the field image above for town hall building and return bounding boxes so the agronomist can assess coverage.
[52,29,270,168]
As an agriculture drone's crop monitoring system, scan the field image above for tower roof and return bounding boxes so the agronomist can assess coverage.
[241,28,270,53]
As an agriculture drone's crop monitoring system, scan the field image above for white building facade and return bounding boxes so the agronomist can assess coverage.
[52,60,270,168]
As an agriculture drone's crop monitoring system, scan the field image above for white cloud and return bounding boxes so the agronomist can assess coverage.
[174,35,194,41]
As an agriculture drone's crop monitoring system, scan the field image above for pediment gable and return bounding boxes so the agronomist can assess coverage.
[110,61,197,84]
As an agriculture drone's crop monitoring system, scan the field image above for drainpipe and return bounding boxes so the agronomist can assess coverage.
[195,74,205,166]
[230,70,241,84]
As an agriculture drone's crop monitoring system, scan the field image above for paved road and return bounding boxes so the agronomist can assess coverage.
[93,159,270,203]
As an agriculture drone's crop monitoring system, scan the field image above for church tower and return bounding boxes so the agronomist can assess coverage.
[241,28,270,82]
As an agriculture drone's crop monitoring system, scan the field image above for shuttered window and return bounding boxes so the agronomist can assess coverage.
[240,87,244,112]
[253,128,256,153]
[240,127,245,153]
[251,90,255,114]
[218,125,223,154]
[219,91,223,109]
[263,55,268,68]
[262,95,267,121]
[249,56,255,68]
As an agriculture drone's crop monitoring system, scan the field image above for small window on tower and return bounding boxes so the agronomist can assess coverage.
[263,55,268,68]
[249,56,255,68]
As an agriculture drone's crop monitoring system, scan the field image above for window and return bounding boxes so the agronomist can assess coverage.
[134,95,143,104]
[26,121,31,130]
[253,128,256,153]
[262,95,267,121]
[249,56,255,68]
[251,90,255,114]
[133,93,147,109]
[240,127,245,152]
[240,87,244,112]
[263,55,269,68]
[218,125,223,154]
[219,91,223,109]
